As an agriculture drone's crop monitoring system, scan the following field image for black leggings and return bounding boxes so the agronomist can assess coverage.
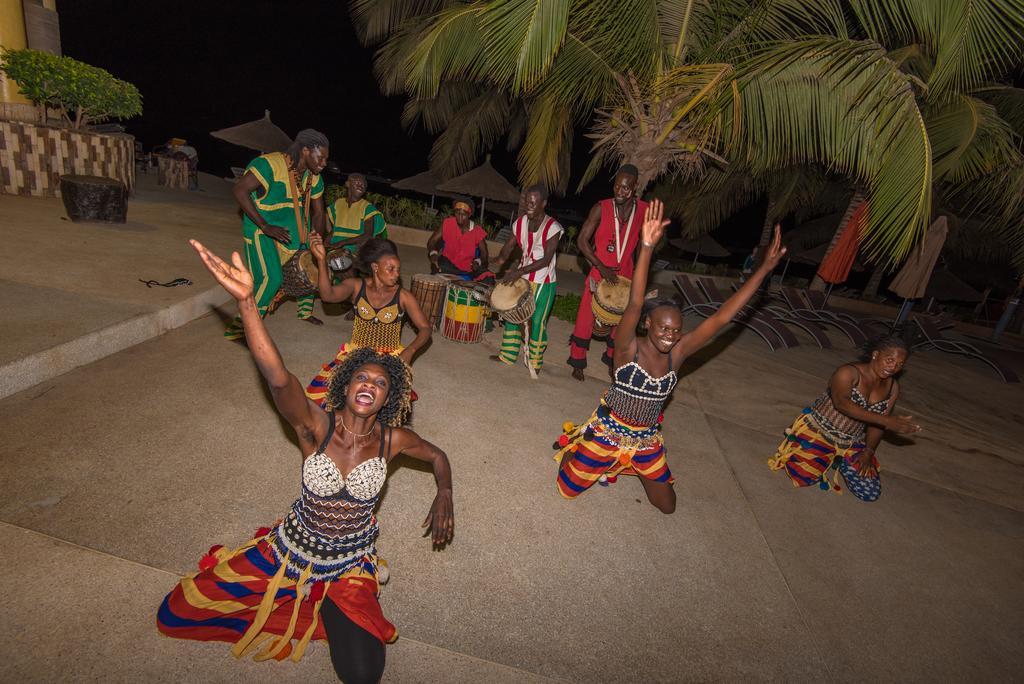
[320,598,386,683]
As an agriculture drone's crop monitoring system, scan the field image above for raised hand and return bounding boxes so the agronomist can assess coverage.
[640,198,670,248]
[885,413,921,434]
[759,224,787,271]
[309,231,326,261]
[422,489,454,547]
[190,239,254,302]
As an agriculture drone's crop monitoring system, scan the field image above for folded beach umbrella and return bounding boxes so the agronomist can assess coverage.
[816,202,865,285]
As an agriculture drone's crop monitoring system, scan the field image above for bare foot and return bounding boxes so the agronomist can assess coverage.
[489,354,507,364]
[267,292,285,314]
[571,367,585,382]
[303,316,324,326]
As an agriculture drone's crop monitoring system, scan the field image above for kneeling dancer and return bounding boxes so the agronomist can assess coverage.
[158,241,453,683]
[768,336,920,501]
[555,201,785,512]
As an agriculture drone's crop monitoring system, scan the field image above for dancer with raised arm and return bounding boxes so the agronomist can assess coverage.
[554,201,786,513]
[769,336,920,501]
[158,241,453,683]
[305,233,431,408]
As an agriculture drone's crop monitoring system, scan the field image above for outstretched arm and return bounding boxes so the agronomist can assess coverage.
[616,199,671,354]
[398,290,432,364]
[829,368,918,433]
[391,429,454,547]
[309,232,359,303]
[190,241,323,451]
[675,225,786,358]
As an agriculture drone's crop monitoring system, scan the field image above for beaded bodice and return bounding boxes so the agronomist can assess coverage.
[810,368,892,446]
[351,280,404,350]
[271,413,389,582]
[604,359,678,427]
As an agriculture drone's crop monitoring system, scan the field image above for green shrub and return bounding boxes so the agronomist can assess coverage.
[551,293,581,323]
[0,48,141,128]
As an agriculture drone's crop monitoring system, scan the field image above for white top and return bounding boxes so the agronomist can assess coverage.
[513,214,563,284]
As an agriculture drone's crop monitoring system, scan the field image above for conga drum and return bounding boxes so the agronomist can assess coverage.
[410,274,450,330]
[490,280,534,324]
[592,276,631,327]
[280,250,319,297]
[441,281,487,343]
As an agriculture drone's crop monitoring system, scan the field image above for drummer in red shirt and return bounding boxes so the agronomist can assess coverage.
[427,199,495,284]
[568,165,649,381]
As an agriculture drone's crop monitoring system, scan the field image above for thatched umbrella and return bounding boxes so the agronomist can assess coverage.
[210,110,292,153]
[669,234,731,266]
[390,168,453,209]
[435,155,521,221]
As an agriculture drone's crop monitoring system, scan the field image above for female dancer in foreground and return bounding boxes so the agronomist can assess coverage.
[305,232,431,408]
[158,241,453,683]
[555,200,785,513]
[769,336,920,501]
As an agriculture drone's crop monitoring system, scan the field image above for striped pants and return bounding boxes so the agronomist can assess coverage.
[224,233,315,340]
[498,281,556,370]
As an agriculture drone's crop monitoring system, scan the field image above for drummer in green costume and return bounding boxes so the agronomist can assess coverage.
[327,172,387,255]
[224,129,329,340]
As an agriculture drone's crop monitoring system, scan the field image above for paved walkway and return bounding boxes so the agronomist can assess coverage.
[1,178,1022,682]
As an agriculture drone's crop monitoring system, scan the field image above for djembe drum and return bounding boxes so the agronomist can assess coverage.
[409,274,450,330]
[490,280,535,324]
[441,281,488,343]
[592,276,632,327]
[280,250,319,297]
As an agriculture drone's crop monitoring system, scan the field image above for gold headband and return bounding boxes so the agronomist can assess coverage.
[454,201,472,213]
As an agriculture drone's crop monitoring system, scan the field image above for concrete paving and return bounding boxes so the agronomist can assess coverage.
[1,180,1023,681]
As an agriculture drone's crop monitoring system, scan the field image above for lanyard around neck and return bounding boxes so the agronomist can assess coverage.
[613,200,637,264]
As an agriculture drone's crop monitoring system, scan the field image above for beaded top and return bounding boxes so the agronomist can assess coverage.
[270,413,389,582]
[351,280,404,350]
[810,367,892,446]
[604,357,678,427]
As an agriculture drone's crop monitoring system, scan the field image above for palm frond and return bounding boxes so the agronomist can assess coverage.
[478,0,570,93]
[927,95,1021,183]
[516,94,572,193]
[427,89,516,179]
[351,0,453,45]
[731,37,932,266]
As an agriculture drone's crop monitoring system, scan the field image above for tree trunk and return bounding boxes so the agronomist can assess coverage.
[809,189,865,291]
[862,264,885,299]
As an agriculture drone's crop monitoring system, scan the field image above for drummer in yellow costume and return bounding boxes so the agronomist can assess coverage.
[327,172,387,255]
[305,233,431,408]
[224,130,329,340]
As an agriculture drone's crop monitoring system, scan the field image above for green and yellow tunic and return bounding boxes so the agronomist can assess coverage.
[328,198,387,253]
[224,153,325,339]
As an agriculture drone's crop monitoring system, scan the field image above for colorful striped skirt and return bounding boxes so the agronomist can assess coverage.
[554,401,673,498]
[768,410,881,501]
[156,529,396,663]
[305,343,406,409]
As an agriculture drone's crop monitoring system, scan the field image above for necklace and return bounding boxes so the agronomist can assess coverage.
[613,200,637,265]
[340,414,375,438]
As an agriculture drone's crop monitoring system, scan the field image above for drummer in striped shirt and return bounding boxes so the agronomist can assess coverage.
[490,185,564,373]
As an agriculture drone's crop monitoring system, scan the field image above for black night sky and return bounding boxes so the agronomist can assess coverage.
[59,1,444,182]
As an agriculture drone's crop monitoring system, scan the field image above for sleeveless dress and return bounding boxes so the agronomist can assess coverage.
[157,413,397,662]
[769,365,892,501]
[555,351,677,497]
[306,280,407,409]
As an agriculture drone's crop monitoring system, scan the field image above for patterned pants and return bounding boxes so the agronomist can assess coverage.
[224,233,315,340]
[498,281,556,370]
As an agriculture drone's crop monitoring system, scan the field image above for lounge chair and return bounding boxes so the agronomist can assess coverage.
[779,286,868,346]
[910,316,1019,383]
[672,275,784,351]
[696,277,803,349]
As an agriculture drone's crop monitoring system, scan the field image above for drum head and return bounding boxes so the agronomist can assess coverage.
[326,248,352,273]
[596,276,631,313]
[412,273,449,285]
[297,250,319,280]
[490,280,529,310]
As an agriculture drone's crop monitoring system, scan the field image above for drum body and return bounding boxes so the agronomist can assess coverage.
[409,274,450,330]
[591,276,632,327]
[280,250,319,297]
[441,282,487,343]
[490,280,535,324]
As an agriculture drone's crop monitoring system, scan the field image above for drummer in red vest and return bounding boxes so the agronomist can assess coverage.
[568,164,649,381]
[427,198,495,284]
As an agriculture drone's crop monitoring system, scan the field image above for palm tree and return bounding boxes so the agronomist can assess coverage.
[354,0,1024,268]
